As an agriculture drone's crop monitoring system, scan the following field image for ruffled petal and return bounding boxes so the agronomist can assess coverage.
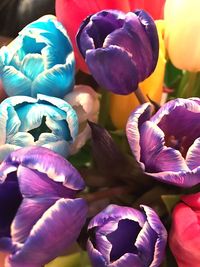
[88,204,145,230]
[139,121,189,173]
[86,45,139,94]
[1,146,85,190]
[186,138,200,170]
[37,94,78,142]
[32,59,75,98]
[1,66,32,96]
[7,198,87,267]
[126,103,152,167]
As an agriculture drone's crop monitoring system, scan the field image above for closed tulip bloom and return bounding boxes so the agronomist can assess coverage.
[0,94,78,162]
[164,0,200,71]
[56,0,165,72]
[110,20,166,129]
[169,193,200,267]
[64,85,100,154]
[126,98,200,187]
[87,204,167,267]
[0,146,87,267]
[0,15,75,98]
[76,9,159,95]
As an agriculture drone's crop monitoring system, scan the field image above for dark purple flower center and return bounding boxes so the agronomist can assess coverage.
[107,219,141,262]
[158,106,200,158]
[0,172,22,238]
[87,11,124,49]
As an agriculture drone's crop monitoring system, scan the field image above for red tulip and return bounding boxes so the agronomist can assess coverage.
[169,193,200,267]
[55,0,165,72]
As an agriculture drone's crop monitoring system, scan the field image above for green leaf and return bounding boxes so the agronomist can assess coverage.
[161,195,181,214]
[46,253,81,267]
[164,60,183,90]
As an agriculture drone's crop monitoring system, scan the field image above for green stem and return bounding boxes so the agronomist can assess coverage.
[177,71,200,98]
[98,89,110,127]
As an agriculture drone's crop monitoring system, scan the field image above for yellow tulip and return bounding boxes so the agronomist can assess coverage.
[110,20,166,129]
[164,0,200,71]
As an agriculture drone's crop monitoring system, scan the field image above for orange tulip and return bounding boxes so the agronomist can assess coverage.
[110,20,166,129]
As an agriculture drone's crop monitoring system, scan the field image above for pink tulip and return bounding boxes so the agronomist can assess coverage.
[55,0,165,72]
[170,193,200,267]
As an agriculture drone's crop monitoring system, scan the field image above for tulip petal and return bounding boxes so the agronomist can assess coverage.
[0,105,9,145]
[147,167,200,187]
[4,105,21,140]
[0,144,21,163]
[135,10,159,71]
[1,146,85,190]
[169,203,200,267]
[11,198,56,243]
[21,54,44,81]
[140,205,167,267]
[16,165,76,199]
[36,133,70,157]
[1,66,32,96]
[104,24,152,81]
[109,253,143,267]
[37,94,78,141]
[8,132,34,147]
[7,198,87,266]
[126,103,152,167]
[186,138,200,170]
[139,121,189,172]
[87,239,108,267]
[86,45,139,94]
[88,204,145,230]
[32,61,75,98]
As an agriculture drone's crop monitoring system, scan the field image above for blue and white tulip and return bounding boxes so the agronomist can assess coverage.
[0,94,78,162]
[0,15,75,98]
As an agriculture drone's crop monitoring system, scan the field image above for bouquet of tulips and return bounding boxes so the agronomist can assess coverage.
[0,0,199,266]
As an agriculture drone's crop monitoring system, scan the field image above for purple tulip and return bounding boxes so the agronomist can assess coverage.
[87,204,167,267]
[126,98,200,187]
[0,146,88,267]
[76,9,159,95]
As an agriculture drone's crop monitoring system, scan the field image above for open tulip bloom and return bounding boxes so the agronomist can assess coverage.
[0,15,75,98]
[0,146,87,267]
[76,9,159,95]
[87,204,167,267]
[0,94,78,162]
[126,98,200,187]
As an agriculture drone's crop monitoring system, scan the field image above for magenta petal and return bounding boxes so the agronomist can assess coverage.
[7,198,88,266]
[186,138,200,170]
[126,103,152,168]
[139,121,189,173]
[2,146,85,190]
[11,198,56,244]
[86,46,139,95]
